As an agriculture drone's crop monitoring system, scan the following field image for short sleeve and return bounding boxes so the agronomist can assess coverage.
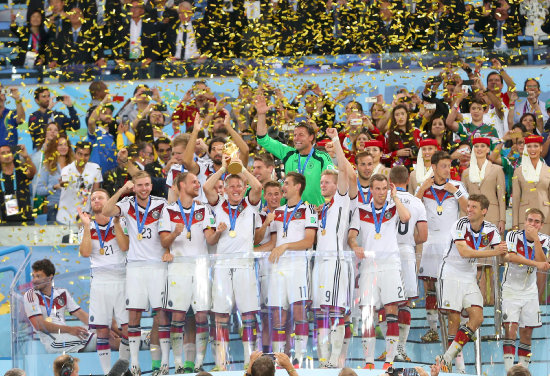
[490,228,501,246]
[451,220,467,242]
[158,206,172,233]
[254,212,262,229]
[349,208,360,232]
[116,196,131,218]
[23,290,42,319]
[119,217,128,235]
[305,204,318,229]
[77,225,85,243]
[416,199,427,222]
[456,182,469,199]
[94,165,103,184]
[65,291,80,313]
[203,206,216,230]
[506,231,518,254]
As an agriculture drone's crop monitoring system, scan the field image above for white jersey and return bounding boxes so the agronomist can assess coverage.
[158,201,215,257]
[258,211,273,245]
[197,160,222,202]
[419,179,468,242]
[395,189,427,247]
[165,163,187,188]
[56,161,103,225]
[440,218,501,282]
[78,218,127,276]
[502,230,550,299]
[316,192,350,253]
[116,195,166,262]
[349,199,401,269]
[211,196,261,262]
[24,287,80,338]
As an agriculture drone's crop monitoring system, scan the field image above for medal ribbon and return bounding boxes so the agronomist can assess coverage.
[39,286,54,319]
[357,178,371,203]
[178,200,195,235]
[321,200,332,230]
[134,196,151,236]
[94,218,113,251]
[283,200,303,234]
[523,230,535,260]
[471,222,484,250]
[297,148,314,174]
[430,180,450,208]
[0,171,17,193]
[396,187,406,192]
[371,200,388,236]
[227,199,243,232]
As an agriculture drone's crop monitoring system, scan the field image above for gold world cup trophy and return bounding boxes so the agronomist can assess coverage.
[223,139,242,175]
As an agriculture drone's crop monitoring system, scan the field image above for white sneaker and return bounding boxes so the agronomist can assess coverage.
[131,365,141,376]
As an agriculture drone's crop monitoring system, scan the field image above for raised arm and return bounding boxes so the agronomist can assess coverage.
[239,160,262,204]
[221,107,249,166]
[390,183,411,222]
[326,127,350,194]
[203,155,229,205]
[77,208,92,257]
[113,216,129,251]
[182,113,202,175]
[11,87,25,124]
[255,91,271,137]
[103,181,133,217]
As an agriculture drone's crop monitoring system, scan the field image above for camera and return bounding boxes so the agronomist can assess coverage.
[388,367,419,376]
[56,95,65,102]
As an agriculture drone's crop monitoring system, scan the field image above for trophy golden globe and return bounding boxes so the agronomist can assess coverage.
[223,140,242,175]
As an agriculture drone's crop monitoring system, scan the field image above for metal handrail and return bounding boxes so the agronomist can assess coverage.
[0,246,31,286]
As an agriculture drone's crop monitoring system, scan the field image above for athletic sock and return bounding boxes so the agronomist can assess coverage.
[339,321,351,368]
[397,307,411,354]
[361,323,376,364]
[518,343,531,368]
[443,325,475,364]
[272,325,286,353]
[214,323,229,368]
[195,319,209,368]
[119,334,130,361]
[242,317,257,364]
[170,320,185,368]
[503,339,516,371]
[128,325,141,369]
[426,292,438,331]
[329,317,345,365]
[97,336,111,375]
[316,315,331,365]
[385,314,399,363]
[294,320,309,366]
[378,308,387,339]
[159,325,171,367]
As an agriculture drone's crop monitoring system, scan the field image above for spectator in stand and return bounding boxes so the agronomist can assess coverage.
[133,142,154,170]
[0,86,25,148]
[49,7,105,67]
[508,112,541,136]
[35,135,75,223]
[10,10,48,67]
[370,0,414,52]
[0,144,36,224]
[44,0,70,66]
[145,137,171,178]
[133,103,169,144]
[545,100,550,131]
[87,100,118,172]
[28,87,80,150]
[102,148,132,197]
[112,0,159,68]
[385,104,421,169]
[474,0,524,51]
[117,85,164,125]
[408,138,439,194]
[172,80,218,132]
[56,141,102,225]
[423,115,455,153]
[85,81,109,123]
[28,0,68,20]
[485,58,516,108]
[163,1,207,61]
[510,78,549,125]
[30,121,59,209]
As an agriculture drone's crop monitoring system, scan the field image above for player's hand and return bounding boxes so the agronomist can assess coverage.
[389,182,397,199]
[524,224,538,239]
[162,252,174,262]
[269,244,288,263]
[174,222,185,236]
[193,113,203,133]
[326,127,338,140]
[430,357,442,376]
[414,367,430,376]
[265,212,275,226]
[109,329,120,340]
[494,242,508,256]
[222,155,231,170]
[420,175,434,192]
[536,261,550,272]
[216,222,228,234]
[122,180,134,194]
[70,326,89,340]
[274,352,293,371]
[77,207,90,226]
[443,182,458,194]
[324,142,336,157]
[352,246,365,259]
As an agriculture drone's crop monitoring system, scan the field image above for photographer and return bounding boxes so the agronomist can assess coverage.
[171,80,219,132]
[116,85,164,125]
[246,351,298,376]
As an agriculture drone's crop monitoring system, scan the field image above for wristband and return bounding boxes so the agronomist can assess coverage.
[220,166,227,173]
[453,189,463,199]
[331,136,339,143]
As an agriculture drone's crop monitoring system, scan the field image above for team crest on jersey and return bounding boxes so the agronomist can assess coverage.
[195,212,203,221]
[111,228,115,235]
[296,211,302,219]
[384,211,392,219]
[90,315,94,322]
[237,204,244,212]
[481,234,489,247]
[152,210,160,219]
[57,296,65,306]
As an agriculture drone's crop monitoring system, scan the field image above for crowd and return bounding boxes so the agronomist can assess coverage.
[6,0,550,69]
[3,54,549,376]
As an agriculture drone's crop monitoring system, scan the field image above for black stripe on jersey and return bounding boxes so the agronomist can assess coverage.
[335,207,342,252]
[455,217,469,231]
[161,278,169,309]
[332,258,341,307]
[438,239,455,281]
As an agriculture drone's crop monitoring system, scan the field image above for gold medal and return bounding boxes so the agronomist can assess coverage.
[45,317,52,322]
[99,248,105,255]
[137,233,143,240]
[375,233,381,240]
[437,205,443,215]
[321,229,326,236]
[186,232,191,240]
[229,230,237,238]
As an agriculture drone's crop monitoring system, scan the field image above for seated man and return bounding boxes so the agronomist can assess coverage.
[23,259,96,353]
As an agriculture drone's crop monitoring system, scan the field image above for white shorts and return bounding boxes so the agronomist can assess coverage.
[89,274,128,327]
[437,279,483,313]
[502,297,542,328]
[419,240,447,279]
[166,260,211,312]
[126,263,167,311]
[211,266,260,314]
[257,259,271,311]
[40,331,96,354]
[312,257,351,311]
[399,244,419,299]
[268,261,310,310]
[358,266,406,308]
